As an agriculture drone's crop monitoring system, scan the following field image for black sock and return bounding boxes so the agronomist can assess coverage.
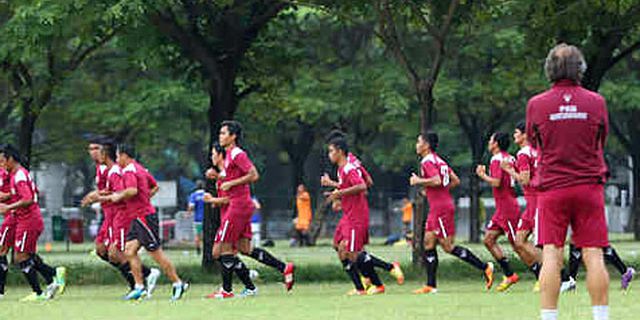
[568,244,582,279]
[365,252,393,272]
[233,257,256,290]
[603,246,627,275]
[142,265,151,278]
[497,258,514,277]
[220,255,235,292]
[32,254,56,285]
[0,255,8,294]
[529,262,541,279]
[118,263,136,289]
[341,259,364,291]
[19,258,42,295]
[451,246,487,271]
[561,268,571,282]
[249,248,286,273]
[424,249,438,288]
[357,252,383,286]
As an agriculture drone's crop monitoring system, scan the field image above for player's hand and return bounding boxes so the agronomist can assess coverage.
[475,165,486,177]
[205,168,219,180]
[0,203,7,214]
[409,173,421,186]
[325,189,341,201]
[331,200,342,212]
[500,159,512,170]
[220,181,233,191]
[320,173,333,187]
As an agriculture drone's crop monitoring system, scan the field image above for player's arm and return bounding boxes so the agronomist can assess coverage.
[203,193,229,206]
[220,166,259,191]
[501,158,530,185]
[147,173,159,197]
[108,172,138,203]
[320,173,339,188]
[326,183,367,201]
[476,165,500,187]
[81,189,101,207]
[449,169,461,189]
[409,173,441,187]
[0,181,34,213]
[361,167,374,187]
[0,191,10,202]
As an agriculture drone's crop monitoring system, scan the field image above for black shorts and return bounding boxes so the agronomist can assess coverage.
[126,214,160,252]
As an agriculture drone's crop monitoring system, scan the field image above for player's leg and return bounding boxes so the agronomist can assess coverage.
[194,222,202,255]
[540,245,564,320]
[514,229,542,280]
[239,237,295,291]
[602,245,635,290]
[568,242,582,280]
[15,229,55,301]
[414,231,438,294]
[485,228,518,291]
[0,222,14,297]
[228,240,257,297]
[441,235,494,289]
[583,248,609,319]
[0,246,10,297]
[123,239,146,299]
[338,240,365,295]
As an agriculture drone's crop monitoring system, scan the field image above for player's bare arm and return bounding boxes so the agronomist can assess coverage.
[325,183,367,201]
[108,187,138,203]
[500,159,530,185]
[320,173,339,188]
[476,165,500,187]
[0,195,34,213]
[409,173,441,187]
[150,185,159,197]
[220,166,259,191]
[0,191,10,202]
[449,169,461,189]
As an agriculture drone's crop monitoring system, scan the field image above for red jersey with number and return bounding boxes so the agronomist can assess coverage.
[490,151,517,200]
[122,161,156,218]
[223,147,254,201]
[516,145,538,196]
[338,162,369,225]
[347,153,372,185]
[526,80,608,191]
[9,167,43,226]
[420,153,454,209]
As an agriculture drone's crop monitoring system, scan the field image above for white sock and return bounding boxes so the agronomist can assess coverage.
[134,284,144,291]
[541,309,558,320]
[172,281,182,287]
[592,305,608,320]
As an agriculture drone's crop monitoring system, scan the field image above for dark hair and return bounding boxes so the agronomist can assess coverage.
[328,137,349,155]
[544,43,587,83]
[0,144,22,164]
[195,180,205,190]
[420,131,439,152]
[87,134,107,145]
[492,132,510,151]
[116,144,136,159]
[515,121,526,133]
[325,129,346,143]
[212,142,226,158]
[102,141,117,162]
[221,120,243,145]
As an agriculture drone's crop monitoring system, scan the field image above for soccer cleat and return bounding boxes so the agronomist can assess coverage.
[360,276,373,292]
[145,268,161,298]
[208,289,235,300]
[413,286,438,295]
[283,262,295,292]
[532,280,540,293]
[55,266,67,295]
[621,267,635,291]
[390,261,405,285]
[20,292,48,302]
[367,285,385,295]
[170,282,189,301]
[560,277,577,293]
[238,287,258,298]
[496,274,519,292]
[346,289,367,296]
[484,262,495,290]
[123,288,147,301]
[44,282,60,300]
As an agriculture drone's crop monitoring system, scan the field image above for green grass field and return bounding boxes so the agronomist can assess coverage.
[0,281,637,320]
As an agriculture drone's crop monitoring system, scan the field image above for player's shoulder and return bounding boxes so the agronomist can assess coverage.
[490,153,504,162]
[527,89,551,106]
[99,164,108,174]
[342,162,357,174]
[578,86,605,102]
[421,153,436,164]
[230,147,246,160]
[108,164,122,176]
[517,145,533,157]
[122,162,137,173]
[13,168,29,183]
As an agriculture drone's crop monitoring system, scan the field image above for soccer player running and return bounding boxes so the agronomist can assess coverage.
[324,137,388,296]
[91,141,160,296]
[500,122,543,291]
[187,180,206,255]
[321,130,404,289]
[210,121,294,299]
[105,144,188,301]
[410,132,494,294]
[528,44,610,320]
[0,149,16,298]
[475,132,520,291]
[0,145,65,301]
[564,242,634,292]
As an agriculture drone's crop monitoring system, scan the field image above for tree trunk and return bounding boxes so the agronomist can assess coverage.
[18,102,36,168]
[417,87,435,133]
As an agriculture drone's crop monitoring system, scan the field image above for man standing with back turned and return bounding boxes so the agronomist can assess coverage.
[528,43,610,320]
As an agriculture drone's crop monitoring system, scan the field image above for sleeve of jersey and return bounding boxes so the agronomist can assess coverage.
[360,166,372,182]
[235,152,255,173]
[15,181,34,202]
[345,168,365,187]
[147,172,158,188]
[422,162,438,179]
[516,154,530,173]
[112,174,125,192]
[490,161,503,183]
[122,172,138,190]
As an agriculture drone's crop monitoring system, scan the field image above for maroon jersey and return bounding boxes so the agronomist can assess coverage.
[337,162,369,225]
[516,145,538,196]
[347,153,372,185]
[9,167,43,225]
[122,161,155,218]
[0,168,11,195]
[526,80,608,191]
[489,151,517,200]
[104,164,125,211]
[223,147,254,201]
[420,153,454,209]
[95,164,108,191]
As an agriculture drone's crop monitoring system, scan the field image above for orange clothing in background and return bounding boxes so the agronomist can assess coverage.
[402,202,413,223]
[296,191,312,231]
